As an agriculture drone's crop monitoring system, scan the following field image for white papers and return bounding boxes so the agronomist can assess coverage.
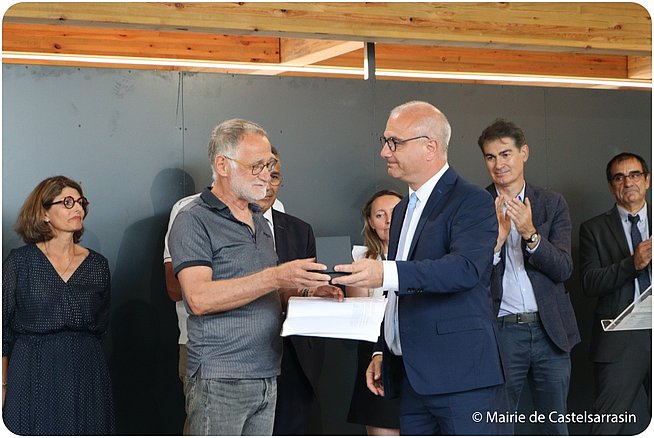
[281,296,387,342]
[602,286,652,331]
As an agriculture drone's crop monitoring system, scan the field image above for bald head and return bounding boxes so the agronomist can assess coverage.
[381,101,452,190]
[389,101,451,156]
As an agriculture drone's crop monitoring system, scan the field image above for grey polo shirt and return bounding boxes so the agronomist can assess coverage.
[169,187,282,379]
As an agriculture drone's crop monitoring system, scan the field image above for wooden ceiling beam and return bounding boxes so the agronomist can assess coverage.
[627,56,652,79]
[280,38,362,66]
[3,22,644,81]
[2,22,280,63]
[317,44,632,80]
[4,2,651,55]
[248,39,364,76]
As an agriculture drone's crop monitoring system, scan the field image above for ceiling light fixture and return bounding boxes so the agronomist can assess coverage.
[376,69,652,90]
[4,51,651,90]
[2,52,365,76]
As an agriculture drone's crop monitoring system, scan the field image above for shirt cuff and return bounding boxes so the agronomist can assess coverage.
[526,239,541,253]
[382,260,399,291]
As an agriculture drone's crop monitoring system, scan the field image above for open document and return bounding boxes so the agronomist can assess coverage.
[281,296,387,342]
[602,286,652,331]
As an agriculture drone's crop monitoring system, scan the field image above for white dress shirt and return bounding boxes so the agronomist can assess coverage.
[616,202,651,299]
[381,164,449,295]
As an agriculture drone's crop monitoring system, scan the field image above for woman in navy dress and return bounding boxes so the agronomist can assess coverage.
[2,175,115,435]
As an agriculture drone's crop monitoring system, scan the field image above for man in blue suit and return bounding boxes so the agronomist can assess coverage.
[477,119,580,434]
[334,101,507,435]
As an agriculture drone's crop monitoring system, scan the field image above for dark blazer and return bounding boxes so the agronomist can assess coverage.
[579,204,652,362]
[487,183,580,353]
[381,167,505,398]
[272,209,324,394]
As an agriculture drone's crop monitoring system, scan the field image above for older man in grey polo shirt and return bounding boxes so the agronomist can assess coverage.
[169,118,342,436]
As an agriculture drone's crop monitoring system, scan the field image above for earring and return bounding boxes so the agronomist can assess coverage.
[44,218,50,223]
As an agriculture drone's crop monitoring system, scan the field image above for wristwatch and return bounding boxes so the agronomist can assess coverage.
[525,232,540,244]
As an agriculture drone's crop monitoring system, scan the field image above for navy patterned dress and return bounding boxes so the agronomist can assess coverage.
[2,244,115,435]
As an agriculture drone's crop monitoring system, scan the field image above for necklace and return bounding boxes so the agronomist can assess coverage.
[44,242,76,277]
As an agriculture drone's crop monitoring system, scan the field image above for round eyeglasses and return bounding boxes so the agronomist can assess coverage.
[380,135,431,152]
[44,196,89,209]
[223,156,278,176]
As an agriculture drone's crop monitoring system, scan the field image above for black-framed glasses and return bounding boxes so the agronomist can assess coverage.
[45,196,89,209]
[223,156,278,175]
[269,173,283,187]
[380,135,431,152]
[610,171,648,184]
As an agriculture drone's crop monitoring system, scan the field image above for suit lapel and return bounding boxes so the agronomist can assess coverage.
[406,168,457,258]
[271,210,289,262]
[606,206,631,257]
[522,184,541,252]
[388,198,407,261]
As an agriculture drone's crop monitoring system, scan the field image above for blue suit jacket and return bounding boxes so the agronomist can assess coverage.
[381,167,505,398]
[487,183,581,353]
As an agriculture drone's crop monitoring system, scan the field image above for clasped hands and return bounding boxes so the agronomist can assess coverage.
[277,256,385,299]
[633,238,652,271]
[276,258,344,301]
[495,194,537,250]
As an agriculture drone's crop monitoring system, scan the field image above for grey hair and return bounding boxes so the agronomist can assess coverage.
[207,118,268,180]
[390,101,452,154]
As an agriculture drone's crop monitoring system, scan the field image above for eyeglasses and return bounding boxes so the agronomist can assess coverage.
[269,173,283,187]
[610,171,648,184]
[380,135,431,152]
[223,156,278,175]
[45,196,89,209]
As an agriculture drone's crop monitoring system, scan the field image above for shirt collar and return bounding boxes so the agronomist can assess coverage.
[617,202,649,223]
[410,162,450,204]
[494,181,526,202]
[200,186,261,214]
[262,207,274,225]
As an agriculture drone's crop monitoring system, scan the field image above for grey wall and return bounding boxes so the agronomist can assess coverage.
[2,64,651,435]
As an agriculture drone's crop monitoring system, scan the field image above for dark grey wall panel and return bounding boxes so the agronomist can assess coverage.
[178,73,379,241]
[3,64,651,435]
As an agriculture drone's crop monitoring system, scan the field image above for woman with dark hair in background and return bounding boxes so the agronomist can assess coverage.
[347,189,403,435]
[2,175,114,435]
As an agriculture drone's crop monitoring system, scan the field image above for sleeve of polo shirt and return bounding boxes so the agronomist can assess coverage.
[163,200,184,264]
[169,208,214,275]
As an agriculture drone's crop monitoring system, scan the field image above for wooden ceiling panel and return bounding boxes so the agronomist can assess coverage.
[317,44,630,79]
[3,23,280,63]
[3,2,651,88]
[4,2,651,54]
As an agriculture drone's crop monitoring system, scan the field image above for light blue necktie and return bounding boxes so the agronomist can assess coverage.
[384,192,418,355]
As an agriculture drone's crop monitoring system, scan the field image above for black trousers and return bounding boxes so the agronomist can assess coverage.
[591,337,652,435]
[273,338,315,436]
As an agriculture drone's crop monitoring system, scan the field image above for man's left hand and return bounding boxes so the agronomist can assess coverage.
[506,196,536,239]
[331,258,383,289]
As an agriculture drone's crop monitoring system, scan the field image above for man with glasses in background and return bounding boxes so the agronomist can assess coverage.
[580,152,651,435]
[168,118,341,435]
[257,149,326,436]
